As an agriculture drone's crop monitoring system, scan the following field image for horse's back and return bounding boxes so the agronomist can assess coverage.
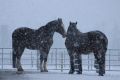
[87,30,106,38]
[87,30,108,45]
[86,30,108,52]
[65,30,108,52]
[12,27,34,40]
[12,27,34,35]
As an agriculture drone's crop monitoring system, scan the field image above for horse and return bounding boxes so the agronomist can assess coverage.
[65,22,108,76]
[12,18,67,72]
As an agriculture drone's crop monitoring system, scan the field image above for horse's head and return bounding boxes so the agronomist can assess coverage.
[67,21,77,34]
[55,18,67,38]
[69,21,77,29]
[44,18,66,38]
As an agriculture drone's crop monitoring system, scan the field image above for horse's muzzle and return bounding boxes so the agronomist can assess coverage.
[62,33,67,38]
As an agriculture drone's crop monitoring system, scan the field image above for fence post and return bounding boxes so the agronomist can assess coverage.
[55,48,58,70]
[37,50,40,70]
[61,52,63,72]
[51,51,53,63]
[1,48,3,69]
[63,50,66,67]
[91,55,93,71]
[31,52,33,67]
[10,51,12,66]
[88,54,90,71]
[109,49,111,71]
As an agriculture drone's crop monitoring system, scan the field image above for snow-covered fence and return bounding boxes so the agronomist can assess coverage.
[0,48,120,71]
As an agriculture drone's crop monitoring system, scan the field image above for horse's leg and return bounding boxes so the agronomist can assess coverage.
[12,40,18,68]
[100,47,107,75]
[68,49,75,74]
[77,54,82,74]
[12,49,17,68]
[99,52,106,76]
[43,52,48,72]
[40,53,44,72]
[101,51,106,74]
[40,50,48,72]
[43,53,48,72]
[96,50,106,76]
[16,47,25,72]
[94,53,99,73]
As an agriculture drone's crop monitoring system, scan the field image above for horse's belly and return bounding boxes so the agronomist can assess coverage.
[78,45,93,54]
[26,40,53,50]
[25,42,40,50]
[81,50,93,54]
[26,44,39,50]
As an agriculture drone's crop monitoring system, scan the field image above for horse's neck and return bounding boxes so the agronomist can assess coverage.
[47,28,55,38]
[37,26,55,38]
[46,25,57,37]
[76,29,82,35]
[37,26,46,32]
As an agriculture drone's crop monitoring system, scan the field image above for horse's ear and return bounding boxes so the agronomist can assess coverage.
[76,21,77,24]
[58,18,62,23]
[70,21,72,25]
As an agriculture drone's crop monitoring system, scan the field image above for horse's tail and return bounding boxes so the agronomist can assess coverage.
[12,48,17,68]
[103,38,108,53]
[100,31,108,52]
[101,33,108,52]
[96,31,108,51]
[12,34,17,68]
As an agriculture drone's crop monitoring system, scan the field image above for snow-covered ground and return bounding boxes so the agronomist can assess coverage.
[0,48,120,80]
[0,70,120,80]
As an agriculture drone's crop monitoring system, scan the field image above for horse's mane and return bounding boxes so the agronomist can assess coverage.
[37,20,58,32]
[45,20,58,27]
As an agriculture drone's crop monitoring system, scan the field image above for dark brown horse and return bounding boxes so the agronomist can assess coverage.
[12,18,66,72]
[65,22,108,76]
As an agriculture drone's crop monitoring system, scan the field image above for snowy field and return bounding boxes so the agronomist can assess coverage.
[0,48,120,80]
[0,70,120,80]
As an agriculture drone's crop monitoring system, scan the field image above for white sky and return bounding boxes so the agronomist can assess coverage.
[0,0,120,49]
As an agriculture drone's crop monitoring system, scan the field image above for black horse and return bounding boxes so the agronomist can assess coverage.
[65,22,108,76]
[12,18,66,72]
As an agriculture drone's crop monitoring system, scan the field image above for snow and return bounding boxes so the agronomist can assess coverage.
[0,70,120,80]
[0,48,120,80]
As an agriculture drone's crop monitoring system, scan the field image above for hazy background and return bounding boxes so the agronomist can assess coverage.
[0,0,120,49]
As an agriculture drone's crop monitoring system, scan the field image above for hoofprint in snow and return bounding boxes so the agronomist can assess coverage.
[0,70,120,80]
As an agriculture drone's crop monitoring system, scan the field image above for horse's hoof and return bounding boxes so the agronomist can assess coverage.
[69,72,74,74]
[99,74,104,76]
[18,68,24,72]
[44,69,48,72]
[16,71,24,74]
[69,70,74,74]
[13,64,17,68]
[41,70,44,72]
[99,72,104,76]
[77,71,82,74]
